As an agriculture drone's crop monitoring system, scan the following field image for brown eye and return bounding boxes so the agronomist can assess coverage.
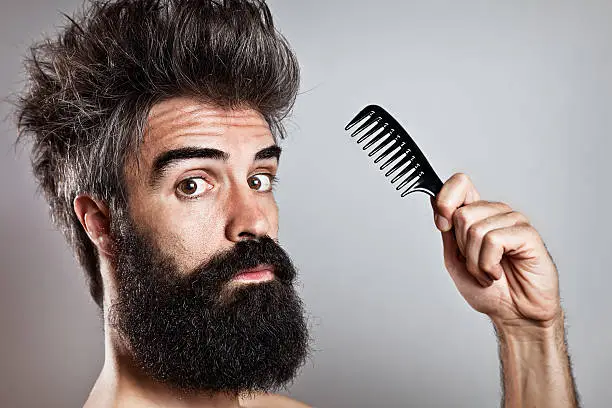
[248,174,275,192]
[177,177,207,197]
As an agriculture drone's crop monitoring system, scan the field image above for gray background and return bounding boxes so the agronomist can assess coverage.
[1,0,610,407]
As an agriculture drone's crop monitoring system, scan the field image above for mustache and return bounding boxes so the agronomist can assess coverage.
[111,226,309,393]
[184,235,297,289]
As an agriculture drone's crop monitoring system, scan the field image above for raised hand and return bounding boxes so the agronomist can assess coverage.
[431,173,561,329]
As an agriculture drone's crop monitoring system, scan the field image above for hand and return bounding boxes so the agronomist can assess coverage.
[431,173,562,329]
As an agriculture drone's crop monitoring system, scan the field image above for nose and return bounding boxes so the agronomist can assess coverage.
[224,184,271,242]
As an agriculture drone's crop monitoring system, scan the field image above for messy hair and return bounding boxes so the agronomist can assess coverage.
[15,0,300,307]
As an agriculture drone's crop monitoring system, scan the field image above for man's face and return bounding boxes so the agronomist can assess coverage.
[108,97,308,394]
[126,97,280,273]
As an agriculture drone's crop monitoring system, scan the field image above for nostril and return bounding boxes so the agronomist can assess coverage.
[237,232,257,241]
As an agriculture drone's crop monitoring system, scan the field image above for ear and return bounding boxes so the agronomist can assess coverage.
[73,195,113,257]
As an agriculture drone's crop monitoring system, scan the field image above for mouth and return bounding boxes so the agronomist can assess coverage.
[231,264,275,284]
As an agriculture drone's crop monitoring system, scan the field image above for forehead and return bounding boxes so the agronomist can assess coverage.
[141,97,274,159]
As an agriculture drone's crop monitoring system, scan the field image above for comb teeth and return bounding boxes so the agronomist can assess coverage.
[345,105,443,198]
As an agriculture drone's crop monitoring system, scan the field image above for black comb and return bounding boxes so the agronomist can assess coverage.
[345,105,443,198]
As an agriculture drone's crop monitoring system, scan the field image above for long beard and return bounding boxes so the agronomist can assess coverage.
[108,215,309,395]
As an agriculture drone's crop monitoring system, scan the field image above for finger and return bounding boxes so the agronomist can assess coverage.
[441,230,469,285]
[451,201,512,258]
[432,173,481,232]
[479,224,542,282]
[464,211,530,287]
[441,230,481,292]
[441,228,463,267]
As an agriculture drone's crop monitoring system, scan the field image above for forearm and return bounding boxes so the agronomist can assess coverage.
[493,312,580,408]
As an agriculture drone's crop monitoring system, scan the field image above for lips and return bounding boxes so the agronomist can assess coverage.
[232,265,275,283]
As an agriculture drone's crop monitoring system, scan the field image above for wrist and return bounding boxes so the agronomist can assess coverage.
[494,309,578,408]
[492,310,565,343]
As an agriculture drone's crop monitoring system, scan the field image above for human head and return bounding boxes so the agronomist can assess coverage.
[15,0,309,394]
[15,0,300,307]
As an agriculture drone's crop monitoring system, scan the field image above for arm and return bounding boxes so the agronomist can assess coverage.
[431,173,580,407]
[494,314,580,408]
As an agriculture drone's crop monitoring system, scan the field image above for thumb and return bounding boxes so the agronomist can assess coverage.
[430,196,452,232]
[440,229,481,294]
[441,229,464,268]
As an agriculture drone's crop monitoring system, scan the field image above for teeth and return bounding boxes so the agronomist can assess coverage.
[400,171,425,197]
[362,127,391,150]
[395,163,421,189]
[374,139,405,163]
[351,115,381,137]
[346,105,442,199]
[369,131,397,157]
[345,110,374,131]
[385,155,415,178]
[380,149,406,171]
[357,123,388,144]
[389,156,416,182]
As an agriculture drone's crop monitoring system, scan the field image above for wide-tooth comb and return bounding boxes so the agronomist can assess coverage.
[345,105,443,198]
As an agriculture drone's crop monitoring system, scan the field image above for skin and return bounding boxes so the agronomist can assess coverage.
[74,97,577,407]
[432,174,578,407]
[75,97,308,408]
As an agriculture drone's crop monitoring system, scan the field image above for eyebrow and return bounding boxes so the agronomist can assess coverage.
[254,144,282,161]
[150,144,282,186]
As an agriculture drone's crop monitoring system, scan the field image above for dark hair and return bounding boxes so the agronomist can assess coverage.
[15,0,300,308]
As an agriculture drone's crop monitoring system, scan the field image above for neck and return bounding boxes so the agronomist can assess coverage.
[83,316,243,408]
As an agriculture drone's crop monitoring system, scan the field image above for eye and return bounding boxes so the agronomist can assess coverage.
[176,177,209,198]
[248,174,277,192]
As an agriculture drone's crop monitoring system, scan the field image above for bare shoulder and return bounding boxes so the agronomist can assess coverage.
[240,393,312,408]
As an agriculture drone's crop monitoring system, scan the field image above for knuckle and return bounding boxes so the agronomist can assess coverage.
[483,230,502,247]
[467,223,485,242]
[437,198,454,212]
[523,224,541,241]
[478,258,490,272]
[453,172,470,183]
[492,201,512,212]
[452,206,470,225]
[510,211,530,225]
[469,199,488,209]
[465,260,480,276]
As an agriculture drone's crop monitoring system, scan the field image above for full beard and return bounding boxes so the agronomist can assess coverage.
[108,214,310,395]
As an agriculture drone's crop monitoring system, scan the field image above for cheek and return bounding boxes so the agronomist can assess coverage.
[129,190,280,270]
[136,198,227,270]
[168,204,229,268]
[267,198,279,237]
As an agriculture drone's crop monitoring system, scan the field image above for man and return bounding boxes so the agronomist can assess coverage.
[15,0,579,407]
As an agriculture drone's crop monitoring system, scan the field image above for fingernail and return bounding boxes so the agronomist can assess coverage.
[435,214,451,231]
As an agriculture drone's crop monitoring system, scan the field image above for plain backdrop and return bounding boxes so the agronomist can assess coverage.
[1,0,611,407]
